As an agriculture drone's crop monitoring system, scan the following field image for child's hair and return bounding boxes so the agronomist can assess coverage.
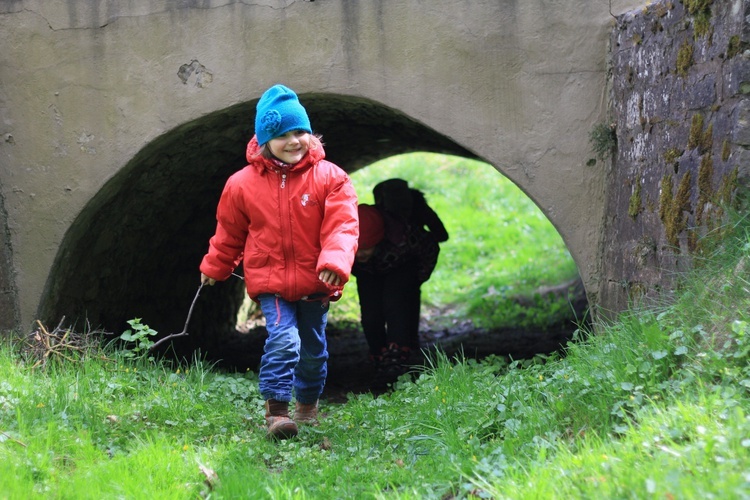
[259,143,274,160]
[256,132,324,160]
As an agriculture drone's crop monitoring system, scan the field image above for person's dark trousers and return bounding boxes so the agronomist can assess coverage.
[356,265,421,356]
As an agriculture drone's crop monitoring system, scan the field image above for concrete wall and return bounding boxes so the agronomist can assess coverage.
[0,0,643,335]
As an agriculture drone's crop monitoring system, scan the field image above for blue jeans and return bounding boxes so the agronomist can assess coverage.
[257,294,329,404]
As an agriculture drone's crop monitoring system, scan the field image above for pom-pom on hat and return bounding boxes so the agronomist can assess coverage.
[357,204,385,250]
[255,84,312,146]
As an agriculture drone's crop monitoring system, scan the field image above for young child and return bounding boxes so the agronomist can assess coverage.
[199,84,359,439]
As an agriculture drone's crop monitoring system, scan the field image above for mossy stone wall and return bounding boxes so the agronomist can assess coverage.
[599,0,750,313]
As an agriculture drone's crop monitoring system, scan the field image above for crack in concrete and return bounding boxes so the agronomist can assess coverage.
[8,1,307,31]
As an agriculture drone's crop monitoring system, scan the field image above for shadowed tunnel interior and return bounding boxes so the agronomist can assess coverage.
[37,93,480,359]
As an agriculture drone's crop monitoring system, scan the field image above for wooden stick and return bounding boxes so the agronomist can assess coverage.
[0,430,27,448]
[36,320,49,337]
[149,283,205,352]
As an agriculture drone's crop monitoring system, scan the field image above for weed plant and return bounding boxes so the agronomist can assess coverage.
[589,122,617,162]
[1,212,749,498]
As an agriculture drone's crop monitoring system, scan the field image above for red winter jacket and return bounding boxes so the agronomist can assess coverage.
[200,135,359,302]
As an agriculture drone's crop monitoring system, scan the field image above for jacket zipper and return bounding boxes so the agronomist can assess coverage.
[278,169,295,297]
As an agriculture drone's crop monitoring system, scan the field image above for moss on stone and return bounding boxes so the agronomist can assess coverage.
[685,0,713,38]
[659,174,673,222]
[676,41,694,77]
[693,15,712,38]
[696,154,714,224]
[629,180,643,220]
[687,113,704,150]
[727,35,743,59]
[653,3,669,18]
[628,281,647,303]
[700,122,713,153]
[663,148,683,164]
[685,0,712,15]
[721,139,731,161]
[687,229,699,253]
[698,155,714,197]
[676,171,693,215]
[659,172,693,249]
[717,166,739,206]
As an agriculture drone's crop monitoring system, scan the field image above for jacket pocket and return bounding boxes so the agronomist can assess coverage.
[244,251,269,269]
[243,251,271,292]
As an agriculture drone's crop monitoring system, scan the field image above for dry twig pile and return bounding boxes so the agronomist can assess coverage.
[22,318,110,369]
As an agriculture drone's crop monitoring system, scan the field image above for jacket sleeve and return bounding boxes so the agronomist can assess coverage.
[413,190,449,243]
[199,177,249,281]
[316,168,359,284]
[414,230,441,283]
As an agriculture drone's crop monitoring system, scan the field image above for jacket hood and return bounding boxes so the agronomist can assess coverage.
[245,134,326,172]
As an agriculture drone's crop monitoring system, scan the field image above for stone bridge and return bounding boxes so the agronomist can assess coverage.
[2,0,746,346]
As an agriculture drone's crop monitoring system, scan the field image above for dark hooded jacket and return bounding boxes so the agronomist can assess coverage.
[354,184,448,284]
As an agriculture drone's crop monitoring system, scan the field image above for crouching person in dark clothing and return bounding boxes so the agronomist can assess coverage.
[353,191,448,388]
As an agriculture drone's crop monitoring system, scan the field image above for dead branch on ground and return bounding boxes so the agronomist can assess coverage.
[23,317,110,369]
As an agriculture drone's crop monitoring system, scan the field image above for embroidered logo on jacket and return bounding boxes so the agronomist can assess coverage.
[301,194,318,207]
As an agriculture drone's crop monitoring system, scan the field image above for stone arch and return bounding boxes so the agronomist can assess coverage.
[37,92,514,355]
[3,1,639,332]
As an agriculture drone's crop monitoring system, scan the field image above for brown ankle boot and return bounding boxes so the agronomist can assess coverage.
[294,400,319,426]
[265,399,298,439]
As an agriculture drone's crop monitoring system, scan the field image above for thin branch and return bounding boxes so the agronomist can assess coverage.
[149,331,190,351]
[0,431,27,448]
[149,283,205,352]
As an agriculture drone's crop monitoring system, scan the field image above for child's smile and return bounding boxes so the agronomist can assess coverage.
[269,130,310,164]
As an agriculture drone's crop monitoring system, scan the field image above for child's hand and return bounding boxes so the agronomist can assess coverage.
[318,269,342,286]
[200,273,216,286]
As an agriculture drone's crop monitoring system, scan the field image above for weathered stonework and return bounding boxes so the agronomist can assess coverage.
[0,182,19,332]
[600,0,750,313]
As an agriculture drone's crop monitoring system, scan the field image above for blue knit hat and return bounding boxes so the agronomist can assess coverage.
[255,85,312,146]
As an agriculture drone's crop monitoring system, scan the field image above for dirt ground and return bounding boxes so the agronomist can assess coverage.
[200,278,587,402]
[205,308,582,403]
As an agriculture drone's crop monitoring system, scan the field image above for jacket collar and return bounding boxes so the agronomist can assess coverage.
[245,135,325,174]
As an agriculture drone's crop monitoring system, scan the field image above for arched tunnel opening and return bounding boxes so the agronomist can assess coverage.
[38,93,588,396]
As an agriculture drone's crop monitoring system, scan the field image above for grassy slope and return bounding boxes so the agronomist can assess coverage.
[1,156,748,499]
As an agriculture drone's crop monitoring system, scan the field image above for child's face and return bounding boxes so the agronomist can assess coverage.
[268,130,310,164]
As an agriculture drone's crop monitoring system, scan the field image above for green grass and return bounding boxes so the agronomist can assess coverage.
[4,155,749,498]
[2,207,749,498]
[330,152,579,330]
